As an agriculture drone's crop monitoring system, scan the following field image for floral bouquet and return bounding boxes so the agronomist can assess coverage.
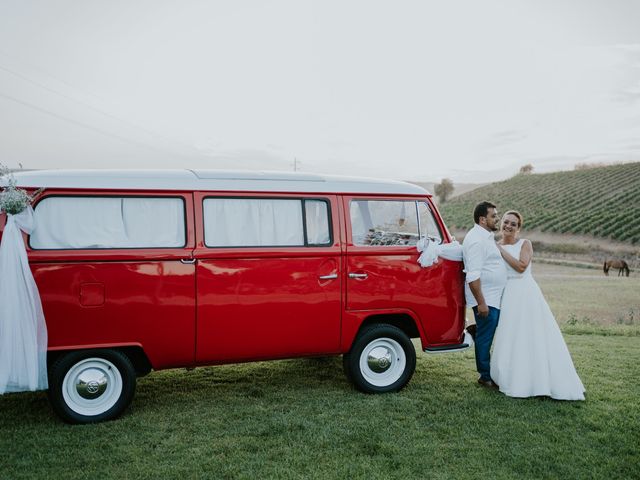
[0,164,43,215]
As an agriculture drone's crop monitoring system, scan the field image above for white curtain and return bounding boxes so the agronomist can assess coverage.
[204,198,303,247]
[0,207,48,394]
[305,200,330,245]
[121,198,184,247]
[30,197,185,249]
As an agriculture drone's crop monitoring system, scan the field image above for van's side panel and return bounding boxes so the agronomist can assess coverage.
[342,195,465,349]
[193,193,342,363]
[26,190,197,369]
[425,197,466,344]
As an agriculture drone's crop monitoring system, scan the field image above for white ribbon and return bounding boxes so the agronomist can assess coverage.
[0,206,48,394]
[417,238,464,268]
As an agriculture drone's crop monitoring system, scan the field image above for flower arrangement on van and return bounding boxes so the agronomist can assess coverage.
[0,163,43,215]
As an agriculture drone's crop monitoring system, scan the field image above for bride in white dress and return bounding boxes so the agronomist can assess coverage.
[490,211,585,400]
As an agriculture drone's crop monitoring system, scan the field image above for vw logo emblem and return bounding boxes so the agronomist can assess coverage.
[86,381,100,394]
[379,357,390,369]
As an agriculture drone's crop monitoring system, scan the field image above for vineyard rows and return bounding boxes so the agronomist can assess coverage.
[439,162,640,244]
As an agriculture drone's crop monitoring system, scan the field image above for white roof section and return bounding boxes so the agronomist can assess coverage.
[2,169,430,195]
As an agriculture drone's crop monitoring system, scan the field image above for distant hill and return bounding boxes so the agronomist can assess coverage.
[439,162,640,244]
[409,182,486,198]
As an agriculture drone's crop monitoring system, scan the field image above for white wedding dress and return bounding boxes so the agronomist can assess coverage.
[490,240,585,400]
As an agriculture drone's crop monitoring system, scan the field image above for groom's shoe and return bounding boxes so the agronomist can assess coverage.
[477,378,499,390]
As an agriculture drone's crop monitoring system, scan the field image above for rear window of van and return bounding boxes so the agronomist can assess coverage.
[30,196,186,249]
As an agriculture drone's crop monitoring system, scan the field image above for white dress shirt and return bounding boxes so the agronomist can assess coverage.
[462,223,507,308]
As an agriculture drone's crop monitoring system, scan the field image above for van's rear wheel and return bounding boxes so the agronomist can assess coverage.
[343,324,416,393]
[48,349,136,424]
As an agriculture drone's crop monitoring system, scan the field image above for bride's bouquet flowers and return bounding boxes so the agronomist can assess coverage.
[0,164,43,215]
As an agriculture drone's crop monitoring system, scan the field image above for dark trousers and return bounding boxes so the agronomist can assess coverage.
[472,306,500,381]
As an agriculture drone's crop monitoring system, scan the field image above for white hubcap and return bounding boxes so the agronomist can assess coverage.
[62,358,122,416]
[359,338,406,387]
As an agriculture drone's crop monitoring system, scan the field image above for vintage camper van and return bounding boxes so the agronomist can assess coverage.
[1,169,467,423]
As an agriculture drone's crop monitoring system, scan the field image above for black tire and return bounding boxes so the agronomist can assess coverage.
[343,324,416,393]
[48,349,136,424]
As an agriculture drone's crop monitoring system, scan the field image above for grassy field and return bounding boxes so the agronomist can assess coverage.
[530,263,639,335]
[1,264,639,479]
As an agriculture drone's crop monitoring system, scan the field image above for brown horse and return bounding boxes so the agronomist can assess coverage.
[603,259,630,277]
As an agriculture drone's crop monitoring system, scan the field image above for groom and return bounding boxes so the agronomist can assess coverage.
[463,201,507,389]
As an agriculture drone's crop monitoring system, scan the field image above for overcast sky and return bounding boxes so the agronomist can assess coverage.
[1,0,639,182]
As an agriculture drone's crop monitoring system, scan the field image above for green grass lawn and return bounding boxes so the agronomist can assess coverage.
[1,335,638,479]
[1,264,639,479]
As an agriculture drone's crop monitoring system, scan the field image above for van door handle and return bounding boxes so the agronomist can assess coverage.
[348,272,368,279]
[319,273,338,280]
[180,258,196,264]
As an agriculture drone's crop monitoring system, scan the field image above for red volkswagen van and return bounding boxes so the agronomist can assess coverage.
[1,169,467,423]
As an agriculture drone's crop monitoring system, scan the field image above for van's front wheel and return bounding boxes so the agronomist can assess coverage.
[48,349,136,424]
[343,324,416,393]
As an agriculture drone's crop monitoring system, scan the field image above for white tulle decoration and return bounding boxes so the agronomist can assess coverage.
[416,238,464,268]
[0,206,48,394]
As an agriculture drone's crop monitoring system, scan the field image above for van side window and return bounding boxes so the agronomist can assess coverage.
[418,202,443,244]
[350,200,419,246]
[203,198,332,248]
[305,200,330,245]
[30,196,186,249]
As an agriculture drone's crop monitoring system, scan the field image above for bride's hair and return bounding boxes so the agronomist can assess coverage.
[504,210,523,228]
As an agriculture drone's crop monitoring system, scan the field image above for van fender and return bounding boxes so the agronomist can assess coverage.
[340,308,428,353]
[47,343,152,377]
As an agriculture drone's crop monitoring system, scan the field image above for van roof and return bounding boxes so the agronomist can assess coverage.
[4,169,430,196]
